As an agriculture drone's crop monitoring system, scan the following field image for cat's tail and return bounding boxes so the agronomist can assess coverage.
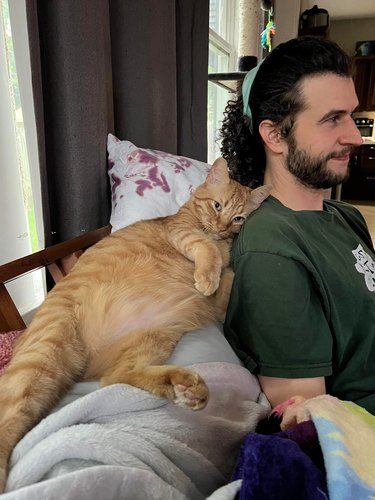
[0,289,86,492]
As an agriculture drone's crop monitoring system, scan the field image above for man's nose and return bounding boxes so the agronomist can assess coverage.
[339,117,363,147]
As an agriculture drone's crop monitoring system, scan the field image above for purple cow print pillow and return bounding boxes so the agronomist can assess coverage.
[107,134,211,232]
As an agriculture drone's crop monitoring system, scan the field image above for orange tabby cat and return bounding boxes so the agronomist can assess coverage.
[0,158,271,490]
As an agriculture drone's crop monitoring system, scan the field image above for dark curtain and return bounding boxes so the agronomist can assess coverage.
[26,0,209,246]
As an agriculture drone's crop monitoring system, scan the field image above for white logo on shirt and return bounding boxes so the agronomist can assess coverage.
[352,244,375,292]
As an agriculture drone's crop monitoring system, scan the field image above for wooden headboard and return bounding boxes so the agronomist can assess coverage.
[0,225,111,332]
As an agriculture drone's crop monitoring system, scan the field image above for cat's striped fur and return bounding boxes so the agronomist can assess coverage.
[0,158,271,490]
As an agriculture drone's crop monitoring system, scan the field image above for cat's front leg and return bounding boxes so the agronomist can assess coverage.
[167,230,223,296]
[194,240,232,295]
[194,259,222,296]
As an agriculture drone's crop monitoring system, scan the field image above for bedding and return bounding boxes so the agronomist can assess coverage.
[217,395,375,500]
[2,362,270,499]
[278,395,375,499]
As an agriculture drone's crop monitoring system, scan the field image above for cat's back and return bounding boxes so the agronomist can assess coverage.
[72,216,192,280]
[101,217,181,259]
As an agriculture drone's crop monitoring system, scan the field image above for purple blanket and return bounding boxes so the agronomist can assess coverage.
[231,420,328,499]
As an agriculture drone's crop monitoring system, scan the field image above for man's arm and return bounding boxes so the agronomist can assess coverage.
[226,253,332,402]
[258,375,326,408]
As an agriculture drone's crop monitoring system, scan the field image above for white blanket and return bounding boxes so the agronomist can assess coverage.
[2,362,269,500]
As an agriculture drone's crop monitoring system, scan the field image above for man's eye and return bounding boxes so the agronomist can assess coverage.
[328,115,339,123]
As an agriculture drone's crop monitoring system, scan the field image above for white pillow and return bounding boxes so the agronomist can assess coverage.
[107,134,211,231]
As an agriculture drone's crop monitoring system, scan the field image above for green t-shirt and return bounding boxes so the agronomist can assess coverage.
[224,196,375,414]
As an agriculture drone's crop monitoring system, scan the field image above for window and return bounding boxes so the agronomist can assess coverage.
[1,0,45,322]
[208,0,239,163]
[207,1,265,164]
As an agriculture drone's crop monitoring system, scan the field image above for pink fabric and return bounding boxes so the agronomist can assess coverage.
[0,330,23,375]
[272,397,299,417]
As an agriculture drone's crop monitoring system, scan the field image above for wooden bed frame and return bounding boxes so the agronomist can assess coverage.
[0,225,111,332]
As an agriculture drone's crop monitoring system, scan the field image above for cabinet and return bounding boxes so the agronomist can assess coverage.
[361,144,375,177]
[353,56,375,111]
[341,145,375,201]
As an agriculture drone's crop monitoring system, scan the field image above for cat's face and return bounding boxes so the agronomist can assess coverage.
[192,159,272,240]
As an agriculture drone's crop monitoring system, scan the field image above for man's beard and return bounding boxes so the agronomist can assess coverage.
[286,134,351,189]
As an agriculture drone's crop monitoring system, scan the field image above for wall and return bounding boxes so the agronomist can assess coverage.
[329,18,375,56]
[273,0,300,47]
[272,2,375,55]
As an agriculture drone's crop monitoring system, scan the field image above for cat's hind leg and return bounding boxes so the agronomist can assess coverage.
[98,327,209,410]
[102,364,208,410]
[0,307,86,492]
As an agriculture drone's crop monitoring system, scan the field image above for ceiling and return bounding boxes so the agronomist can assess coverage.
[305,0,375,20]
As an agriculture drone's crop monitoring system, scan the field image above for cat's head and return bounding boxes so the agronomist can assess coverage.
[192,158,272,239]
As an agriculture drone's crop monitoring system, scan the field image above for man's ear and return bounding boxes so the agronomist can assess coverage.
[258,120,285,154]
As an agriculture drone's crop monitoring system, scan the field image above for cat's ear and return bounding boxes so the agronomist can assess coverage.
[205,158,230,186]
[250,184,272,208]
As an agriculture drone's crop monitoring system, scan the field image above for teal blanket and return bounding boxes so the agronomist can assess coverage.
[307,395,375,499]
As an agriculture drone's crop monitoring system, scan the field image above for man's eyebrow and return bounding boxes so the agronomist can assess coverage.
[318,109,350,122]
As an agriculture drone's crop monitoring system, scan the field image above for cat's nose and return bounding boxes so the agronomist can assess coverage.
[217,224,227,232]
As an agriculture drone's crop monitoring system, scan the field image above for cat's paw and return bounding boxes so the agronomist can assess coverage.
[170,370,209,410]
[194,270,220,296]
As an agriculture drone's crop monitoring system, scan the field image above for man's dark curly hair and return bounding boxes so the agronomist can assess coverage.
[220,36,353,188]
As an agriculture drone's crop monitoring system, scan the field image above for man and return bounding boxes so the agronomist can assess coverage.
[221,36,375,414]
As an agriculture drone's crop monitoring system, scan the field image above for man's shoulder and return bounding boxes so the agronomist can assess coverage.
[240,196,301,239]
[234,197,303,256]
[233,196,367,258]
[324,199,362,219]
[242,197,365,238]
[324,199,371,238]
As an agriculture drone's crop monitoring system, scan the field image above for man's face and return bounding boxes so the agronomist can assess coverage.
[284,74,363,189]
